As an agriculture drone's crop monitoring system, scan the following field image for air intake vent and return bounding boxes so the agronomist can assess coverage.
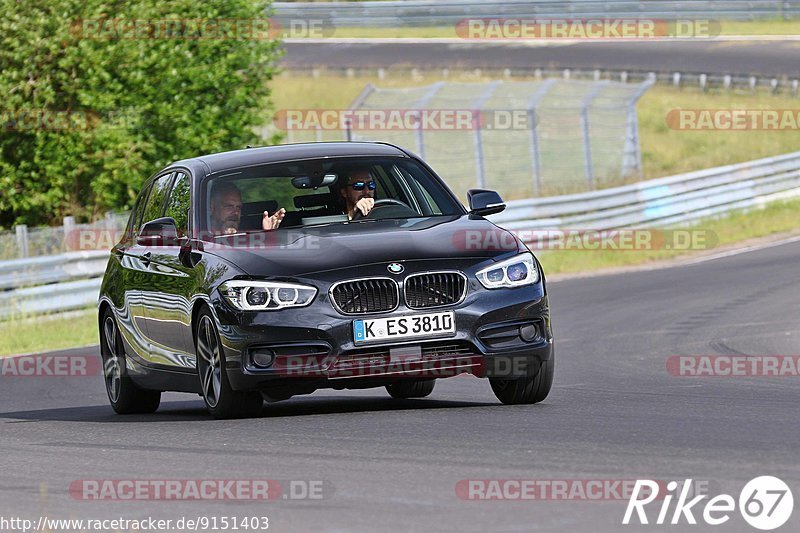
[331,278,399,314]
[404,272,467,309]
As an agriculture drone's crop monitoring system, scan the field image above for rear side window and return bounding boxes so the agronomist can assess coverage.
[164,172,191,237]
[140,173,175,227]
[127,182,152,235]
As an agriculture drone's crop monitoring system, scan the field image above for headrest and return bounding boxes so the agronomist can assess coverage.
[242,200,279,216]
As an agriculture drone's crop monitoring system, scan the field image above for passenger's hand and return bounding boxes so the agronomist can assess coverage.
[262,208,286,230]
[355,198,375,217]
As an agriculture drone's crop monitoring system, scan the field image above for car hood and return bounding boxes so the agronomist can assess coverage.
[203,215,521,277]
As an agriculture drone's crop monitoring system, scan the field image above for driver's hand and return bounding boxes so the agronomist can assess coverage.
[355,198,375,217]
[262,208,286,230]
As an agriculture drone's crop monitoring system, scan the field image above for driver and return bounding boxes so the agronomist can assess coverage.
[337,167,376,220]
[209,182,285,235]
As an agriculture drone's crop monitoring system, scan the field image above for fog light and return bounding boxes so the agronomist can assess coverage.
[252,349,276,368]
[519,324,538,342]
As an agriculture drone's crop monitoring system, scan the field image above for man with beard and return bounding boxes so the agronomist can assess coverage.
[337,167,376,220]
[209,182,285,235]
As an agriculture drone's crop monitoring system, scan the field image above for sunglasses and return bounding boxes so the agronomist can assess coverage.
[349,180,377,191]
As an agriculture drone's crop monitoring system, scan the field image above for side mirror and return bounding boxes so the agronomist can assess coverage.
[467,189,506,216]
[137,217,179,246]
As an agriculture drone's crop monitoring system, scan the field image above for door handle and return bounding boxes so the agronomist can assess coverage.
[141,252,152,266]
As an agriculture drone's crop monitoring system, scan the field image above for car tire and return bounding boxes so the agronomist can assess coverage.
[489,352,554,405]
[100,309,161,414]
[386,379,435,399]
[195,309,263,419]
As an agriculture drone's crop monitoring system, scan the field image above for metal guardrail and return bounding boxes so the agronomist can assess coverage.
[286,67,800,95]
[489,151,800,231]
[0,250,108,290]
[0,252,108,319]
[0,278,102,319]
[273,0,800,26]
[2,150,800,318]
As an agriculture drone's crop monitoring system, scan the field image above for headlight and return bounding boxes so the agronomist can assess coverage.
[219,280,317,311]
[476,253,540,289]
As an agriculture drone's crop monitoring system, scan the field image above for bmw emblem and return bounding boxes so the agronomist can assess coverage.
[387,263,404,274]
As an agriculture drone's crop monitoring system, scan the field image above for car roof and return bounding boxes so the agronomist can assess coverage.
[173,142,410,176]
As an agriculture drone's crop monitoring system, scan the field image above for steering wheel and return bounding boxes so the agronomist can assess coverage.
[351,198,414,220]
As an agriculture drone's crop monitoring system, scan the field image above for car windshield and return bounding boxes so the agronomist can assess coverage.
[200,156,464,239]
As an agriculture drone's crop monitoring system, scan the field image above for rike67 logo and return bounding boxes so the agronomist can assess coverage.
[623,477,793,530]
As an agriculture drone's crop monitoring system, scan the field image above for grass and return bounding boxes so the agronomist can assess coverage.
[638,86,800,178]
[536,196,800,274]
[271,71,800,181]
[299,19,800,39]
[0,309,98,357]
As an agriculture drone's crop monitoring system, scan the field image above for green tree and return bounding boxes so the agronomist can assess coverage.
[0,0,280,228]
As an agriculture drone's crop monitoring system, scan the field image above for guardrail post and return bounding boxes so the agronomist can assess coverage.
[623,77,656,179]
[63,216,75,253]
[15,225,29,258]
[470,81,502,189]
[527,79,557,195]
[580,81,609,190]
[410,82,445,159]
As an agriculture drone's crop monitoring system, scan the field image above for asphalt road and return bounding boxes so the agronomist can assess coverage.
[2,239,800,532]
[282,40,800,77]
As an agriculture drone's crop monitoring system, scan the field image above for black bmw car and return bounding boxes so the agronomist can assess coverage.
[98,142,554,418]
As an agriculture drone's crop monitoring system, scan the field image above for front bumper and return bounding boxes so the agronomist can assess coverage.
[213,271,553,393]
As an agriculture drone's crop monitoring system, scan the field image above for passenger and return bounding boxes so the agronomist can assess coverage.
[209,182,285,235]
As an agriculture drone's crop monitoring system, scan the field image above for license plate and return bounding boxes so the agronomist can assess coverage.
[353,311,455,345]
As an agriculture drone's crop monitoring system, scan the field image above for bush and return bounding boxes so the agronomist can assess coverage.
[0,0,281,227]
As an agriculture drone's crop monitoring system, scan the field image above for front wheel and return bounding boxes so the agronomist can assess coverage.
[100,310,161,414]
[195,310,263,419]
[386,379,435,399]
[490,353,554,405]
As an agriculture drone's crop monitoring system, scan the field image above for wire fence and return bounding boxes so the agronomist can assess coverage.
[283,78,653,201]
[0,213,129,260]
[272,0,800,27]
